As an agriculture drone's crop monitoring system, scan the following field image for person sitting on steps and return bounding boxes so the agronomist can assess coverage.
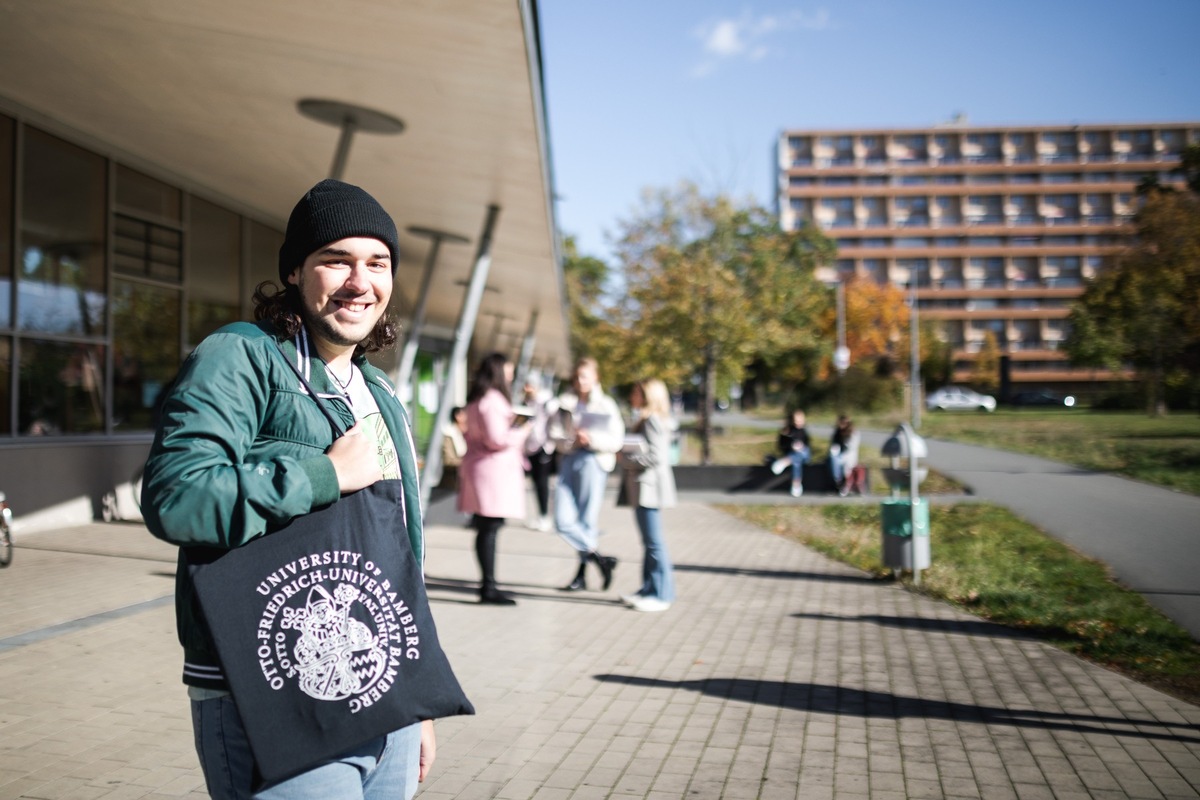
[771,408,811,497]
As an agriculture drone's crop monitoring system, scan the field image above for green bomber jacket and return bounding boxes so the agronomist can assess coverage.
[141,320,423,690]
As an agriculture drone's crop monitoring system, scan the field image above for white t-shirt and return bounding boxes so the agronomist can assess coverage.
[333,364,400,481]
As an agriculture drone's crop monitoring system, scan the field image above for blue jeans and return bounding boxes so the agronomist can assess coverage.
[191,695,422,799]
[829,451,846,485]
[554,449,608,559]
[635,505,674,602]
[789,448,811,484]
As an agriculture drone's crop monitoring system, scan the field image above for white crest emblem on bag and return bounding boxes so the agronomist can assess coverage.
[253,550,424,713]
[282,584,387,701]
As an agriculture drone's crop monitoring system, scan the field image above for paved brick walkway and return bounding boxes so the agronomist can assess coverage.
[1,495,1198,799]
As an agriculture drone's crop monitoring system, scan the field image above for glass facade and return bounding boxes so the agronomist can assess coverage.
[0,112,283,437]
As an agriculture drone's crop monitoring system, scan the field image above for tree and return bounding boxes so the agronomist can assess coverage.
[1064,188,1200,414]
[561,236,609,358]
[608,182,835,462]
[818,277,909,375]
[971,329,1001,393]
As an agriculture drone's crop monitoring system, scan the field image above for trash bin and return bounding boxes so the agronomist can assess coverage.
[880,422,931,581]
[880,497,930,571]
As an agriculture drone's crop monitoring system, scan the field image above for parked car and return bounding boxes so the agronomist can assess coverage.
[925,386,997,412]
[1009,390,1076,408]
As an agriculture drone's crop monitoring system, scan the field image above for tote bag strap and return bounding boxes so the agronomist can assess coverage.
[275,344,346,441]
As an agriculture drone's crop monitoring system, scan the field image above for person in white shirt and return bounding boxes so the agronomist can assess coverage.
[521,374,557,531]
[549,357,624,592]
[828,414,861,496]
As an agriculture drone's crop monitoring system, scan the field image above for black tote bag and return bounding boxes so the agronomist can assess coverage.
[192,349,472,786]
[193,479,474,785]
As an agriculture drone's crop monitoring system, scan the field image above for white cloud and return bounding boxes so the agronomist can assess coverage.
[692,8,832,77]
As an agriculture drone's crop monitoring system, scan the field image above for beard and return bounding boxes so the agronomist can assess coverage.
[294,268,387,350]
[303,308,370,348]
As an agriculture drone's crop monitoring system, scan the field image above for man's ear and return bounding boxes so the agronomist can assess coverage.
[286,267,300,287]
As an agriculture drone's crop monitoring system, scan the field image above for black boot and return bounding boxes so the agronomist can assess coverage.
[480,586,517,605]
[589,552,618,591]
[476,517,515,604]
[560,561,587,592]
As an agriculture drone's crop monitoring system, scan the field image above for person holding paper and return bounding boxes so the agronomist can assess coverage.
[550,357,625,591]
[521,374,558,532]
[618,378,677,612]
[457,352,531,605]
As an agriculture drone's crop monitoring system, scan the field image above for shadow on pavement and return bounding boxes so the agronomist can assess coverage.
[674,562,880,584]
[791,611,1042,641]
[594,674,1200,743]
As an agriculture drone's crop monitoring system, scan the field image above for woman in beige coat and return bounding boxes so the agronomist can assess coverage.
[619,378,677,612]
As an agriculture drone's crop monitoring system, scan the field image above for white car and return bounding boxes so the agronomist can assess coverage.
[926,386,997,412]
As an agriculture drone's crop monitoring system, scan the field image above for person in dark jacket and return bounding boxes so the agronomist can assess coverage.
[141,179,435,799]
[772,408,812,497]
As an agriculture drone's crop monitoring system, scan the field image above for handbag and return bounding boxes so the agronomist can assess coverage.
[192,350,474,786]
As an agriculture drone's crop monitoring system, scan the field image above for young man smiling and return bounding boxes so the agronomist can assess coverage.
[142,179,436,799]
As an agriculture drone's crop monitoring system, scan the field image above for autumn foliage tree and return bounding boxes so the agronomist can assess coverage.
[817,277,909,376]
[601,183,835,462]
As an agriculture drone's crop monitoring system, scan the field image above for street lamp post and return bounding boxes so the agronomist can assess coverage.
[910,278,922,429]
[834,280,850,408]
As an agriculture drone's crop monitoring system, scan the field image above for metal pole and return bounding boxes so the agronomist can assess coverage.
[514,309,539,391]
[419,204,501,509]
[395,228,470,396]
[836,279,846,408]
[910,279,922,429]
[328,116,358,181]
[906,424,922,587]
[836,280,846,358]
[396,237,441,394]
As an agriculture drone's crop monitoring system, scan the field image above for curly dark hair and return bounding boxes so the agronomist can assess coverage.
[252,281,398,356]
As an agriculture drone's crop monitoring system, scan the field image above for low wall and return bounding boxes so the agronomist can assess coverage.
[673,462,844,494]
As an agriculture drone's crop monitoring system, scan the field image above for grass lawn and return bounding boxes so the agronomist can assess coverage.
[719,501,1200,706]
[688,408,1200,703]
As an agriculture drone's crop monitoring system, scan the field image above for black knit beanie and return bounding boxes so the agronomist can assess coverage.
[277,179,400,283]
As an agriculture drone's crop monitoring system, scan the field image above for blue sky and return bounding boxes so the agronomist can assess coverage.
[539,1,1200,261]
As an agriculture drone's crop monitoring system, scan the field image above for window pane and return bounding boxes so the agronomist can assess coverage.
[0,338,9,434]
[187,197,240,347]
[116,165,181,222]
[19,128,107,336]
[20,339,105,435]
[114,214,183,281]
[113,279,181,431]
[245,220,283,316]
[0,114,12,330]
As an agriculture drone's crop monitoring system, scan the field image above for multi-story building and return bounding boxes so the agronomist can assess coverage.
[777,121,1198,395]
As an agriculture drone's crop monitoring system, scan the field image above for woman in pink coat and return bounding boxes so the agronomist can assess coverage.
[457,352,531,605]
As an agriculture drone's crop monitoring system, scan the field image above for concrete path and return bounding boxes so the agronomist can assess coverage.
[1,496,1198,799]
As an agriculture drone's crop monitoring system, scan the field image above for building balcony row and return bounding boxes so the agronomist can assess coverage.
[787,151,1181,170]
[922,307,1072,321]
[805,214,1134,231]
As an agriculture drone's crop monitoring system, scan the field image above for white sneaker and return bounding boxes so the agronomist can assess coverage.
[770,456,790,475]
[537,515,552,532]
[619,593,642,607]
[629,596,671,613]
[790,481,803,497]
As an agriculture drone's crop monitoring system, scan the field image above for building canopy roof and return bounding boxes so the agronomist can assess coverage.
[0,0,571,373]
